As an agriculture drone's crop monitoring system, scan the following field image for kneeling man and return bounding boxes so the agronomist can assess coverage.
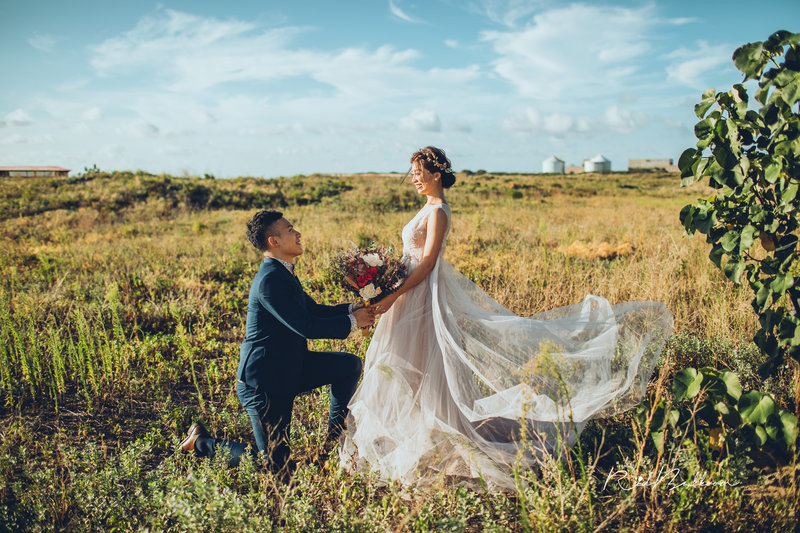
[180,210,374,475]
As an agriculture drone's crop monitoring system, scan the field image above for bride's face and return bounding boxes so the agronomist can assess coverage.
[410,161,440,195]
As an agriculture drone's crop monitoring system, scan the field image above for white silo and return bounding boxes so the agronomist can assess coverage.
[542,155,565,174]
[584,154,611,173]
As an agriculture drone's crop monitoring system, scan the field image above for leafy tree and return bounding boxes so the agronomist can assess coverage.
[679,30,800,377]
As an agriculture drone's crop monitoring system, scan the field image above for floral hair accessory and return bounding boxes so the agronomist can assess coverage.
[418,148,453,174]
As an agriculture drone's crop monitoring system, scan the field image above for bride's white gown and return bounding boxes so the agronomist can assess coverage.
[342,203,672,489]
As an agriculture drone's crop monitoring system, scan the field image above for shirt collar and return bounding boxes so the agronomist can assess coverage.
[273,257,294,273]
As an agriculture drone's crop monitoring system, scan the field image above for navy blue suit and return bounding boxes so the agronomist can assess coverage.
[196,257,362,470]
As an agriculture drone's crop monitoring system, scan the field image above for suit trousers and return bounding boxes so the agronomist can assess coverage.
[195,350,362,470]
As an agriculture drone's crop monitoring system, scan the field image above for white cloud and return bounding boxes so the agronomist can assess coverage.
[482,3,658,101]
[83,107,104,121]
[666,41,734,89]
[5,109,33,126]
[603,105,648,134]
[28,33,57,53]
[542,113,573,136]
[0,121,5,128]
[0,133,53,145]
[122,121,160,138]
[450,119,472,133]
[400,109,442,132]
[445,39,459,48]
[88,8,479,101]
[471,0,545,27]
[667,17,696,25]
[664,117,689,134]
[1,134,27,144]
[191,109,217,124]
[501,104,647,137]
[389,0,421,23]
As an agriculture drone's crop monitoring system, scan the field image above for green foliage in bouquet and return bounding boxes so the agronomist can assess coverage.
[679,30,800,376]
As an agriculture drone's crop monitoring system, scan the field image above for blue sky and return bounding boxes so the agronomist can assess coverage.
[1,0,797,177]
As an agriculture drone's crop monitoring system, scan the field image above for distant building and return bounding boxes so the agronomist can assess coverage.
[584,154,611,173]
[628,158,678,172]
[565,165,583,174]
[542,155,565,174]
[0,166,70,177]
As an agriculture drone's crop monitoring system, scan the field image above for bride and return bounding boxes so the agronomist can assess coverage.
[341,146,673,490]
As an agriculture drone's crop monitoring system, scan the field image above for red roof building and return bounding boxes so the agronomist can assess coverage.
[0,166,70,177]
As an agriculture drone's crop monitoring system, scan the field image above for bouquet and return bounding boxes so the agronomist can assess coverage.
[333,245,407,305]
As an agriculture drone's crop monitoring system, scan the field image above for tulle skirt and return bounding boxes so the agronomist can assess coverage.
[341,257,672,490]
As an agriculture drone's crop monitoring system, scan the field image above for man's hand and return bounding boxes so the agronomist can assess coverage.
[354,306,376,328]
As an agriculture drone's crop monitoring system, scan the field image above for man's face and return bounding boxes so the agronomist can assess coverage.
[270,217,303,257]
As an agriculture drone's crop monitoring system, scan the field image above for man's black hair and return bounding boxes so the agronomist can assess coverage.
[246,210,283,251]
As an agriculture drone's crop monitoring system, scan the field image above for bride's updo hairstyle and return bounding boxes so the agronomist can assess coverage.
[410,146,456,189]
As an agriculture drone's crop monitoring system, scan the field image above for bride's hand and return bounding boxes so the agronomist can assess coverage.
[372,293,399,314]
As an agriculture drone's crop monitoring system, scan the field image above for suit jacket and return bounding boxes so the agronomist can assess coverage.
[236,257,352,394]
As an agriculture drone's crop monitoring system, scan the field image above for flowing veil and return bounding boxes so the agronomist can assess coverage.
[342,203,673,490]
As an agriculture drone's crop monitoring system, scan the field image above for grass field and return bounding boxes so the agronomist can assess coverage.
[0,169,797,531]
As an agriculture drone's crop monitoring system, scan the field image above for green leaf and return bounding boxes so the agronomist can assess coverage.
[709,244,724,267]
[755,83,771,105]
[739,391,776,424]
[779,79,800,108]
[668,408,680,429]
[694,118,715,141]
[733,42,766,80]
[721,230,739,252]
[651,430,665,454]
[718,371,742,401]
[779,411,798,449]
[678,148,700,183]
[770,273,794,295]
[694,88,716,118]
[779,315,800,346]
[739,225,756,251]
[765,30,800,51]
[673,368,703,402]
[763,156,782,183]
[754,424,768,446]
[756,282,773,312]
[679,204,695,232]
[786,45,800,71]
[649,403,667,454]
[782,182,799,203]
[723,257,745,284]
[713,144,738,170]
[733,92,749,118]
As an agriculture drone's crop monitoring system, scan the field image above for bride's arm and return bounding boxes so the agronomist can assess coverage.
[373,208,448,310]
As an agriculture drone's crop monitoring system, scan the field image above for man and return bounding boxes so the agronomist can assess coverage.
[179,210,374,476]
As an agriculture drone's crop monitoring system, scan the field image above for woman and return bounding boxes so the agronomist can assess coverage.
[341,147,672,490]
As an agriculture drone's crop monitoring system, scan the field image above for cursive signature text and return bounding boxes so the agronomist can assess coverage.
[602,466,741,492]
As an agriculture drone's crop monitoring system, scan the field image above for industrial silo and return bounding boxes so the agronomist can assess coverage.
[584,154,611,173]
[542,155,565,174]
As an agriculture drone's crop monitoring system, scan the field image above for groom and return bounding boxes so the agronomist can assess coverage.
[180,210,374,475]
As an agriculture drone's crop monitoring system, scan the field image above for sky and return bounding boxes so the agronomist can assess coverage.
[1,0,798,177]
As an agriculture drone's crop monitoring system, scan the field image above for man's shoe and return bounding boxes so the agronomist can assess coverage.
[179,421,209,452]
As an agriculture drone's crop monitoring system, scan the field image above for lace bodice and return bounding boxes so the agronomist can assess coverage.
[401,203,451,264]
